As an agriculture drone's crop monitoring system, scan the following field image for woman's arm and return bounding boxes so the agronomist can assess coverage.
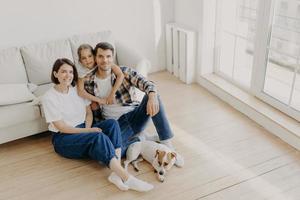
[85,105,93,128]
[77,78,106,105]
[107,64,124,104]
[52,120,101,134]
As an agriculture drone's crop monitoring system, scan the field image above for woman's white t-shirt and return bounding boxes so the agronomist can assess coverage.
[42,86,90,132]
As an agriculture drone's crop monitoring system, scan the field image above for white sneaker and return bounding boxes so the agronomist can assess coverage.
[124,175,154,192]
[175,152,184,167]
[138,131,160,142]
[108,172,129,191]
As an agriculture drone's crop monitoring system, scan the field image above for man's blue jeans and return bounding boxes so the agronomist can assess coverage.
[51,119,122,166]
[118,95,174,156]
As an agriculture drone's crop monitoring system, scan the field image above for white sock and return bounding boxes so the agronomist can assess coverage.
[108,172,129,191]
[124,175,154,192]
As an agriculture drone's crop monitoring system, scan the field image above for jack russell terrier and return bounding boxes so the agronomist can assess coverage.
[124,140,177,182]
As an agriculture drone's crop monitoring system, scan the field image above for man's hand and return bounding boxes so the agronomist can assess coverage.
[147,92,159,117]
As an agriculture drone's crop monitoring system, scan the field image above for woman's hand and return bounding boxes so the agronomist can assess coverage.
[88,127,102,133]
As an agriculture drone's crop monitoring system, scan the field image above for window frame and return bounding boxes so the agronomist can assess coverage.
[215,0,300,121]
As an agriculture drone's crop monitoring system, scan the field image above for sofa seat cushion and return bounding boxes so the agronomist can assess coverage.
[21,39,74,85]
[0,84,36,106]
[0,47,28,84]
[33,83,54,97]
[69,31,116,69]
[0,103,41,128]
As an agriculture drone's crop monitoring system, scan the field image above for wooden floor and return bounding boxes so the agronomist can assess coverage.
[1,71,300,200]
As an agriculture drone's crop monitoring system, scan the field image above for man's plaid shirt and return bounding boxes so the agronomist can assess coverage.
[83,66,157,105]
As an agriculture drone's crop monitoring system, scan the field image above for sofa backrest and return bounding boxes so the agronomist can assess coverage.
[21,39,74,85]
[0,47,28,84]
[0,31,116,86]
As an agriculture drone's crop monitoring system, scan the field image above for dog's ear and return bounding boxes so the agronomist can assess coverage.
[155,149,160,158]
[168,152,177,160]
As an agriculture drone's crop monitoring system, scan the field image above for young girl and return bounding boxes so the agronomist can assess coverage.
[42,58,153,192]
[76,44,124,107]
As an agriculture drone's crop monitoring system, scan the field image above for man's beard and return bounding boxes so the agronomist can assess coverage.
[100,64,111,71]
[99,64,111,73]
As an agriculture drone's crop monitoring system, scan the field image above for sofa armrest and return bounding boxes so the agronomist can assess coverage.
[115,41,151,77]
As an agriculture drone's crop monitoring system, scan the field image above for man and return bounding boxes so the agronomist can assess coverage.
[84,42,184,167]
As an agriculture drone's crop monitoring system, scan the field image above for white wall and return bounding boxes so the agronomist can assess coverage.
[174,0,216,77]
[174,0,203,30]
[0,0,173,72]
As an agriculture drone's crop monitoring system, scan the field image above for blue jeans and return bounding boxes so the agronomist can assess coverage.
[52,119,122,166]
[118,95,174,156]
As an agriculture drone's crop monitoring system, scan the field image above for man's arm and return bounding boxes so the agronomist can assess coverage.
[124,67,159,116]
[123,67,157,95]
[146,91,159,117]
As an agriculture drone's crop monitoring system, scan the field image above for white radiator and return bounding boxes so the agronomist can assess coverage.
[166,23,196,84]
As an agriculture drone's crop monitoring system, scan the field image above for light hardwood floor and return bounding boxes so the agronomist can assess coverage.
[1,71,300,200]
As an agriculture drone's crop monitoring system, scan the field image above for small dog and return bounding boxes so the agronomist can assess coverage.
[124,140,177,182]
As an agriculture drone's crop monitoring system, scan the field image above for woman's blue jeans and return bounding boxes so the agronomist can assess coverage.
[51,119,122,166]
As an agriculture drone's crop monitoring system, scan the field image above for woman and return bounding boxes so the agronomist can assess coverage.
[41,58,153,192]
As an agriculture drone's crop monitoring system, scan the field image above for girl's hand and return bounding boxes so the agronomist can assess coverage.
[106,93,116,105]
[96,98,107,105]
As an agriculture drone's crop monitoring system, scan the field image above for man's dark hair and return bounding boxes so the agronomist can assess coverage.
[94,42,114,55]
[51,58,78,87]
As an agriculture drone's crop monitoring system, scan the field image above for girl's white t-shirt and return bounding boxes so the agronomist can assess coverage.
[42,86,90,132]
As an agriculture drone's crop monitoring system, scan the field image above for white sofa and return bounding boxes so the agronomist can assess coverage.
[0,31,151,144]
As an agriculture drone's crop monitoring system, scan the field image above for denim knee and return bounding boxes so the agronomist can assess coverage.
[103,119,122,149]
[106,119,120,130]
[91,133,116,166]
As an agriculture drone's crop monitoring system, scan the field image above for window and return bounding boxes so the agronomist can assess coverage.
[215,0,259,89]
[215,0,300,121]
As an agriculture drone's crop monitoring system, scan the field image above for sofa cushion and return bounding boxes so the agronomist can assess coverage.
[69,31,116,69]
[0,102,41,128]
[0,47,28,84]
[0,84,36,106]
[33,83,54,97]
[21,39,74,85]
